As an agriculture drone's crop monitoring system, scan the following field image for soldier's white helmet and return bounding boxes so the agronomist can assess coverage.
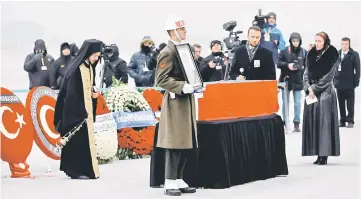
[165,16,186,31]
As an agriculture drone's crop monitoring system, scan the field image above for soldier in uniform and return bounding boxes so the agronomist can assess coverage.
[154,16,197,196]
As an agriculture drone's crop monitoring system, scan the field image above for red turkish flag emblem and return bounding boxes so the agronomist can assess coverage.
[25,87,61,160]
[0,87,33,164]
[175,20,185,28]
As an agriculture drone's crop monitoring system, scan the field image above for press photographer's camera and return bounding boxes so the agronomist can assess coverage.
[222,21,247,81]
[212,56,221,64]
[103,44,116,60]
[147,43,167,71]
[223,21,244,51]
[252,9,269,29]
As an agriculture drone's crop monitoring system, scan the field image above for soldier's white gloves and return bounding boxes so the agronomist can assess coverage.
[182,83,194,94]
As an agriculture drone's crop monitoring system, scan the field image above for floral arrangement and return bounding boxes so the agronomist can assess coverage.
[103,77,155,160]
[117,126,155,159]
[140,88,165,121]
[142,89,163,112]
[96,94,110,115]
[104,78,150,112]
[94,94,118,164]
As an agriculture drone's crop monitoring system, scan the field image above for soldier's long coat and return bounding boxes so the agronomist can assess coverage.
[155,40,197,149]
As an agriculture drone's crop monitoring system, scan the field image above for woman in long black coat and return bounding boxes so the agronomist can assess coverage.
[302,32,340,165]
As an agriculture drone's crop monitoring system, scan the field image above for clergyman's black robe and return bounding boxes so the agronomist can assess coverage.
[54,62,99,179]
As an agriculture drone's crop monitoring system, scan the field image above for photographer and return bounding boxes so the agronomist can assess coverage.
[127,36,156,87]
[147,43,167,84]
[260,12,286,65]
[23,39,54,90]
[200,40,226,82]
[102,44,128,87]
[148,43,167,70]
[277,32,307,132]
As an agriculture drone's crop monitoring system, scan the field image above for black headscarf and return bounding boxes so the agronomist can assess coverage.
[64,39,103,79]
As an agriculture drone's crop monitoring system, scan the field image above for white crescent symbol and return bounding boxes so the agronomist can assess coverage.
[0,106,20,139]
[39,105,60,139]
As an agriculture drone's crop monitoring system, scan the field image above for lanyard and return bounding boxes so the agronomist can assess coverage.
[264,26,275,34]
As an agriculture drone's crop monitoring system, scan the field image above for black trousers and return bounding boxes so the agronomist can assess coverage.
[165,149,188,180]
[337,89,355,124]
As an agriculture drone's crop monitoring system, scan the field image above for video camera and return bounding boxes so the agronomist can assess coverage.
[149,46,158,57]
[252,9,269,29]
[102,44,116,60]
[99,44,117,88]
[148,43,167,71]
[223,21,244,50]
[149,43,166,57]
[222,21,247,81]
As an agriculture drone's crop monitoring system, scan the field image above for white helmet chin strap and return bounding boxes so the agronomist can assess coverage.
[173,29,182,43]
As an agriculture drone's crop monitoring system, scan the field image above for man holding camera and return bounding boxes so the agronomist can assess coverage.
[277,32,307,132]
[261,12,286,67]
[230,26,276,81]
[23,39,55,90]
[200,40,226,82]
[127,36,156,87]
[102,44,128,87]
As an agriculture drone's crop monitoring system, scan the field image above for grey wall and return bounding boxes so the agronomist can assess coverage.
[1,1,360,89]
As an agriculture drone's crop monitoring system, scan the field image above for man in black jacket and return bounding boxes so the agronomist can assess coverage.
[334,37,360,128]
[23,39,55,89]
[200,40,226,82]
[278,32,307,132]
[102,44,128,87]
[230,26,276,80]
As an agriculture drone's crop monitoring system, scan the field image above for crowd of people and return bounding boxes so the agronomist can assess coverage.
[22,11,360,196]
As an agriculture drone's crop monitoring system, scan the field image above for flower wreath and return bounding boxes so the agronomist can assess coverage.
[94,94,118,164]
[103,78,155,160]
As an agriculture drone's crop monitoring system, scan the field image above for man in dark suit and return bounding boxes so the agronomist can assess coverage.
[334,37,360,128]
[230,26,276,80]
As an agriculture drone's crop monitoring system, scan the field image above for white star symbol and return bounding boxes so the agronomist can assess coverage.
[15,112,26,129]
